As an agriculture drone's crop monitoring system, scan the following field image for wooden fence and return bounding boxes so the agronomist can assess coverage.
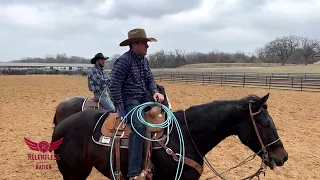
[179,63,298,68]
[153,72,320,92]
[2,69,320,92]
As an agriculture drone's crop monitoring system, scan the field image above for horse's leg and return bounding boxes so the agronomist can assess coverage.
[55,139,93,180]
[53,120,94,179]
[58,164,93,180]
[56,152,93,179]
[91,142,130,180]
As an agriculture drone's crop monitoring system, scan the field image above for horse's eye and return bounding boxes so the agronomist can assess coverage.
[260,120,271,127]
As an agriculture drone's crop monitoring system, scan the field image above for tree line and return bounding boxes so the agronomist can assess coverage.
[10,53,90,64]
[9,35,320,68]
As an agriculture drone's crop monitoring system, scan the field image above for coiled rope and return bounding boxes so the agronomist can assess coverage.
[109,102,185,180]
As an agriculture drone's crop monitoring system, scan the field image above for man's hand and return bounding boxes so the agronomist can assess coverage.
[153,92,164,103]
[119,109,127,119]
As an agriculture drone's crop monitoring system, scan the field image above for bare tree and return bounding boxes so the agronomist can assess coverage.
[205,51,216,63]
[148,50,169,68]
[256,47,265,60]
[263,35,299,65]
[105,54,121,69]
[110,54,121,62]
[173,49,187,67]
[297,37,320,65]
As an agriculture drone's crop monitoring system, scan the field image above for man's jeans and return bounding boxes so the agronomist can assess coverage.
[93,89,115,112]
[125,98,147,178]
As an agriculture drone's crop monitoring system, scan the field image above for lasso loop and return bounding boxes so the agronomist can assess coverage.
[109,102,185,180]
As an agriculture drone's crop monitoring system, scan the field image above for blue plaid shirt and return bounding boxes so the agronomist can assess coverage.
[88,64,110,93]
[109,49,158,110]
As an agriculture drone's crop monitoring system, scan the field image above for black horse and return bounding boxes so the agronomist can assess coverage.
[52,84,171,127]
[51,93,288,180]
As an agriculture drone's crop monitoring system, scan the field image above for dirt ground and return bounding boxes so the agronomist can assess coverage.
[0,75,319,180]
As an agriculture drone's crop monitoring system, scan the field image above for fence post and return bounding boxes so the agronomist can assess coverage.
[291,78,293,88]
[202,72,204,85]
[269,77,271,89]
[265,77,267,86]
[220,75,223,86]
[243,76,246,87]
[300,78,303,90]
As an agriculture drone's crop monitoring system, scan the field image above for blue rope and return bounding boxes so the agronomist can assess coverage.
[109,102,185,180]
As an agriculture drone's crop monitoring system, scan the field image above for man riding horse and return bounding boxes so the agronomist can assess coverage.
[109,28,165,180]
[88,52,115,112]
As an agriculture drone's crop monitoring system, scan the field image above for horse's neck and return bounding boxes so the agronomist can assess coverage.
[181,102,242,156]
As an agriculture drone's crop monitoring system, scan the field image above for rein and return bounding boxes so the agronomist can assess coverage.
[183,103,280,180]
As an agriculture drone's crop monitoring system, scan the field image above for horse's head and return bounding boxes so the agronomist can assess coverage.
[236,93,288,170]
[155,84,172,110]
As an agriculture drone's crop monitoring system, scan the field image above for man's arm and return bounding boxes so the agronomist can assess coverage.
[144,58,159,95]
[109,56,130,110]
[90,68,109,86]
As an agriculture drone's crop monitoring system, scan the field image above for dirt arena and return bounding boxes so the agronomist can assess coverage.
[0,75,319,180]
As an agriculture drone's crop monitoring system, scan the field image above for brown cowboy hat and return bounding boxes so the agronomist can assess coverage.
[91,53,109,64]
[119,28,157,46]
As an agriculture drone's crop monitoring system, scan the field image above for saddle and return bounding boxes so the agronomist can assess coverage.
[82,97,107,111]
[101,106,165,180]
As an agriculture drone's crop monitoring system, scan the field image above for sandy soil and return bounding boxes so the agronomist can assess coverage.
[0,75,319,180]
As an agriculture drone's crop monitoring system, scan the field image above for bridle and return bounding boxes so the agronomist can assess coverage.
[183,102,281,180]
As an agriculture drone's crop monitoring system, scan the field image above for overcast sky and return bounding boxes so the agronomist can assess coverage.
[0,0,319,61]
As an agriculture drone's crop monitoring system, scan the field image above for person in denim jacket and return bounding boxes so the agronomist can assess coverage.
[88,52,115,112]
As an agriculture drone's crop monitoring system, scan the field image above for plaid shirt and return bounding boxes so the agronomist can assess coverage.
[88,64,110,93]
[109,49,158,110]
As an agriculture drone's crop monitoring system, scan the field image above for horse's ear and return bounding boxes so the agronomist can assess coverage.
[256,93,269,108]
[250,93,269,112]
[261,93,270,103]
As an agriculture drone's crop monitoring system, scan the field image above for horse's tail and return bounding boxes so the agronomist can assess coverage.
[53,113,57,129]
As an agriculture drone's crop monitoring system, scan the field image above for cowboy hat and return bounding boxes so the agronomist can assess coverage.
[91,53,109,64]
[119,28,157,46]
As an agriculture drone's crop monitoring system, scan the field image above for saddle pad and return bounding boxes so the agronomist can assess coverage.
[82,98,99,111]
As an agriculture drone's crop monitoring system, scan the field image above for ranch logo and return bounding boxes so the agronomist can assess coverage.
[24,137,63,169]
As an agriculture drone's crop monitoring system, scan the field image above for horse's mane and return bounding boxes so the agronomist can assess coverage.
[172,94,265,125]
[240,94,261,102]
[187,94,262,110]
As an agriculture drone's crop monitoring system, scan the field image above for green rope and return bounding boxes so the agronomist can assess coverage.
[109,102,185,180]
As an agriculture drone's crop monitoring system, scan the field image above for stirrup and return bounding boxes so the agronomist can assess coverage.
[114,171,123,180]
[129,169,150,180]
